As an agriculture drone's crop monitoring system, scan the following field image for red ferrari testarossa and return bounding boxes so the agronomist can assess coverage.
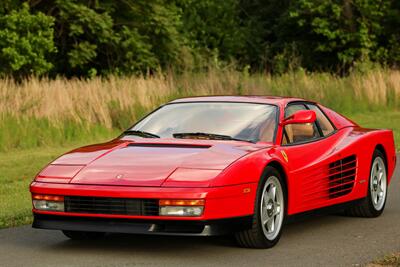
[30,96,396,248]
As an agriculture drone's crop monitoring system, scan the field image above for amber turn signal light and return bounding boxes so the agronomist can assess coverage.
[159,199,205,206]
[32,194,64,202]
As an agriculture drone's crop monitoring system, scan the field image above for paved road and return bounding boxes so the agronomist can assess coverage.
[1,160,399,267]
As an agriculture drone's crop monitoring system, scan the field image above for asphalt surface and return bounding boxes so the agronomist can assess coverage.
[1,159,399,267]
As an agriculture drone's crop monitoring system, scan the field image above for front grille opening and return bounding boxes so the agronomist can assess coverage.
[328,155,357,198]
[64,196,159,216]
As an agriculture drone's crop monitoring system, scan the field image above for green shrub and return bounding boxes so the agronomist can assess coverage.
[0,3,55,78]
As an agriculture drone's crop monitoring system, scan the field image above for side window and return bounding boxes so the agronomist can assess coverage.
[282,104,321,145]
[306,104,335,136]
[284,104,305,117]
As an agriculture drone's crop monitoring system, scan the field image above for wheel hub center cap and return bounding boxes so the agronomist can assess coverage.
[373,177,378,191]
[266,200,274,217]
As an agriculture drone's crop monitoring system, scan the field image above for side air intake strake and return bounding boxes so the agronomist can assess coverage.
[300,155,357,208]
[327,155,357,198]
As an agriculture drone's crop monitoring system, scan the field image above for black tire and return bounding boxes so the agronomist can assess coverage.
[345,149,387,218]
[234,166,287,249]
[62,230,106,240]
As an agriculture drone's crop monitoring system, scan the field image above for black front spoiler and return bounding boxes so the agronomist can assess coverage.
[33,214,253,236]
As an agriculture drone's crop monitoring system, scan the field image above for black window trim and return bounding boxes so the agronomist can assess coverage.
[281,101,337,147]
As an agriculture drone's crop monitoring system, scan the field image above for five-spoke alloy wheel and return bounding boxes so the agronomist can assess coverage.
[345,149,388,217]
[370,156,387,211]
[260,176,284,241]
[235,166,286,248]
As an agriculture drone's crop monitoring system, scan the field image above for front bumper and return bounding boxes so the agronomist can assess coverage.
[30,181,257,223]
[33,214,253,236]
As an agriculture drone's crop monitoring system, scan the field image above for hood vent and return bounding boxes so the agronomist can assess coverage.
[127,143,211,149]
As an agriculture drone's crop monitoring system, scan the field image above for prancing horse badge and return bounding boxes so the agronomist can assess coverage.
[281,150,289,162]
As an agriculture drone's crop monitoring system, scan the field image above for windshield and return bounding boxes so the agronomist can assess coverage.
[128,102,278,143]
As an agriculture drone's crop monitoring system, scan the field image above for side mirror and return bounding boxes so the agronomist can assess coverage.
[281,110,316,126]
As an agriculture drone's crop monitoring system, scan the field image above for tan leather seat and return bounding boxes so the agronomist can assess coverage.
[283,123,315,144]
[282,124,293,144]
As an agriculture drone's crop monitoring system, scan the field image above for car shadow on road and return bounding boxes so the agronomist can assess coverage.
[43,213,352,253]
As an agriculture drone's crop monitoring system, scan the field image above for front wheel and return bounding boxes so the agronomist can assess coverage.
[235,166,286,248]
[345,149,388,217]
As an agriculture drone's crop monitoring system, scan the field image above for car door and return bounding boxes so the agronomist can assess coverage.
[277,102,346,215]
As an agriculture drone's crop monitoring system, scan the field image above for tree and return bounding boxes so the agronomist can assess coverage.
[31,0,184,76]
[382,0,400,67]
[0,3,55,78]
[239,0,291,71]
[176,0,246,69]
[279,0,391,72]
[0,0,399,77]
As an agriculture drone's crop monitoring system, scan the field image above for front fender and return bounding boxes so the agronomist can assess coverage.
[211,147,289,187]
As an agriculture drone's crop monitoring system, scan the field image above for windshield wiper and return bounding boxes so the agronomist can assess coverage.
[173,132,255,143]
[123,130,160,138]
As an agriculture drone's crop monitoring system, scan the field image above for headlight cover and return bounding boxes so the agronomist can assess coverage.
[32,194,64,212]
[159,199,205,217]
[159,206,204,217]
[35,164,85,183]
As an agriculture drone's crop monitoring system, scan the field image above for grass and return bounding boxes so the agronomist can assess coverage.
[369,252,400,266]
[0,116,118,152]
[348,111,400,148]
[1,68,400,151]
[0,138,115,229]
[0,147,69,228]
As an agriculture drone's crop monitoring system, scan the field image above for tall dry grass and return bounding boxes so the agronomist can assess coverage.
[0,75,174,128]
[1,68,400,151]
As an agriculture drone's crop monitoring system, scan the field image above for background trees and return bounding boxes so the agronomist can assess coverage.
[0,3,55,78]
[0,0,399,78]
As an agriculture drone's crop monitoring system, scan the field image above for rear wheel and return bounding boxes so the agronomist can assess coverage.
[62,230,106,240]
[235,166,286,248]
[345,149,387,217]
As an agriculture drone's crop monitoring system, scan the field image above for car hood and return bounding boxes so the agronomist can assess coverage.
[51,139,269,187]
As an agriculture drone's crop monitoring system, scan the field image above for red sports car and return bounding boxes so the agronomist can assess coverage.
[30,96,396,248]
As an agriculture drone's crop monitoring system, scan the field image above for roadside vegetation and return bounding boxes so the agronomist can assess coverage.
[0,68,400,228]
[369,252,400,266]
[0,147,75,228]
[1,68,400,152]
[1,1,400,79]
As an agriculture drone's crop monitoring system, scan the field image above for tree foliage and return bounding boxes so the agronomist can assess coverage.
[0,0,399,77]
[282,0,391,71]
[0,3,55,78]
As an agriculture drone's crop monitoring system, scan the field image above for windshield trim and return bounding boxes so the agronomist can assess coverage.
[123,101,280,144]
